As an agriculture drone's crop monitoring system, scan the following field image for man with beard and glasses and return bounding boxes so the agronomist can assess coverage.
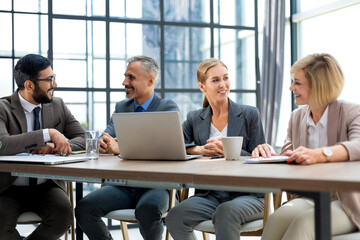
[0,54,85,240]
[75,55,179,240]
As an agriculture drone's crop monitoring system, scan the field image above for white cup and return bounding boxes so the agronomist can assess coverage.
[85,130,99,160]
[221,136,243,160]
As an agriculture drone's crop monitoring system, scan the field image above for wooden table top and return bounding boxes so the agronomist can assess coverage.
[1,155,360,192]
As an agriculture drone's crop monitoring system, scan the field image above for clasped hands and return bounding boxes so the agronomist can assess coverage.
[99,132,119,155]
[194,137,224,157]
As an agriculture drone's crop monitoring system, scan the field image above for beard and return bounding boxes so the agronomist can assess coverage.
[32,83,53,104]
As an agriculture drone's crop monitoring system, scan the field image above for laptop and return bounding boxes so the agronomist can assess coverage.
[0,154,90,165]
[113,111,200,160]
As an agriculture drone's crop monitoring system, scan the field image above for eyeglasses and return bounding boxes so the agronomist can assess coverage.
[31,74,56,86]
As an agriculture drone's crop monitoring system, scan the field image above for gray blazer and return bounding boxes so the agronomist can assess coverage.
[104,94,180,137]
[183,99,265,200]
[183,98,265,156]
[0,91,86,193]
[281,100,360,229]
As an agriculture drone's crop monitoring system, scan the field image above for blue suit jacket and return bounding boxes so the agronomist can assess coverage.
[104,94,179,137]
[182,98,265,199]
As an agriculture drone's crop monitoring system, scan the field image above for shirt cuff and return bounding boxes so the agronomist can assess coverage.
[43,129,51,142]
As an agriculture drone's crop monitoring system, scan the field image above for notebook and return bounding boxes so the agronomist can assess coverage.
[0,154,90,165]
[244,156,289,164]
[113,111,200,160]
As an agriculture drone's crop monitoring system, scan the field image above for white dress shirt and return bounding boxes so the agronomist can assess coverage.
[13,92,49,186]
[209,123,228,139]
[306,106,329,149]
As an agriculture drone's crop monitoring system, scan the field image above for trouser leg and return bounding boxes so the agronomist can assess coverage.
[135,188,169,240]
[0,187,23,240]
[27,183,72,240]
[166,196,219,240]
[75,185,135,240]
[282,200,358,240]
[213,195,264,240]
[262,198,314,240]
[0,181,72,240]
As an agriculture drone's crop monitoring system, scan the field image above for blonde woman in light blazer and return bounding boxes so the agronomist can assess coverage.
[252,53,360,240]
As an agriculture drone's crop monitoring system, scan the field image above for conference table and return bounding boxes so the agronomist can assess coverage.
[1,155,360,240]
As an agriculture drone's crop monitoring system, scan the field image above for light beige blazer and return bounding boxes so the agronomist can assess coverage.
[281,100,360,229]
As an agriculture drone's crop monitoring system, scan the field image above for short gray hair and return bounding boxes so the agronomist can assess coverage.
[126,55,159,79]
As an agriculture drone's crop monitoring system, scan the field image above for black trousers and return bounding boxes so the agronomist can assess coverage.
[0,180,72,240]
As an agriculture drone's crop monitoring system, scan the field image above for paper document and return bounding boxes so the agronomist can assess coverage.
[244,156,289,164]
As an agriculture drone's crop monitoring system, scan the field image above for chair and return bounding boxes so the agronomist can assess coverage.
[193,193,273,240]
[332,232,360,240]
[17,182,75,240]
[104,189,177,240]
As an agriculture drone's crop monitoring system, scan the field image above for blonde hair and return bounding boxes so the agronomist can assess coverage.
[290,53,344,108]
[197,58,228,108]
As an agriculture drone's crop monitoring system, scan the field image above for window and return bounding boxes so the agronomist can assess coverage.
[0,0,261,131]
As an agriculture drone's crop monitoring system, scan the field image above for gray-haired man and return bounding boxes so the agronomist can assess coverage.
[75,56,179,240]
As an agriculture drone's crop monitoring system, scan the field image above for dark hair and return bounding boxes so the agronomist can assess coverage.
[14,54,52,90]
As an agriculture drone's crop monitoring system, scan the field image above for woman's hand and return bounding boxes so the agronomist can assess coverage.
[285,146,326,165]
[202,138,224,156]
[252,144,274,158]
[186,138,224,156]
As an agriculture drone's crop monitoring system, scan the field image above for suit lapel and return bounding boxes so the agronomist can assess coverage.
[327,101,339,146]
[198,107,211,145]
[299,107,308,147]
[11,92,27,133]
[125,99,136,112]
[227,100,243,137]
[147,94,160,111]
[42,103,53,129]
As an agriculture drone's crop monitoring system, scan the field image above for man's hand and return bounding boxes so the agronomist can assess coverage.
[32,142,55,154]
[48,129,72,155]
[100,132,119,154]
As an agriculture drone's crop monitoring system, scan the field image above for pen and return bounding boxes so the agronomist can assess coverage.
[210,155,224,159]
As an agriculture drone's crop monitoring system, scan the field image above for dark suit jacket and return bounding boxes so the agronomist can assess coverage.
[103,94,180,137]
[0,91,86,193]
[281,100,360,229]
[182,98,265,200]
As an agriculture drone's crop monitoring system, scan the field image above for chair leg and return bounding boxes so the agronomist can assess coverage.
[165,229,171,240]
[120,221,130,240]
[202,232,210,240]
[66,182,75,240]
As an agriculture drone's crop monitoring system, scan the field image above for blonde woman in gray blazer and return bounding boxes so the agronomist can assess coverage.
[166,58,266,240]
[253,53,360,240]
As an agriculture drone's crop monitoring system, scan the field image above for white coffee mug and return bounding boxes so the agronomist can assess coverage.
[221,136,243,160]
